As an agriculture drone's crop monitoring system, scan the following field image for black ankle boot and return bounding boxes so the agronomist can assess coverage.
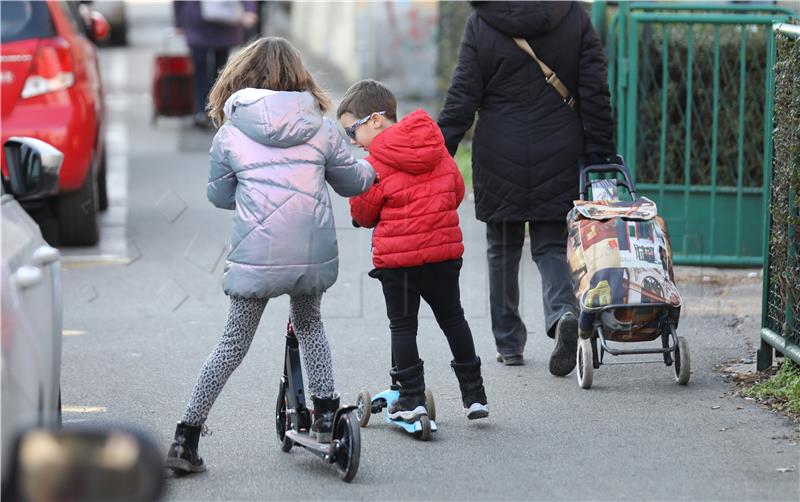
[165,422,206,473]
[311,395,339,443]
[388,359,427,422]
[451,357,489,419]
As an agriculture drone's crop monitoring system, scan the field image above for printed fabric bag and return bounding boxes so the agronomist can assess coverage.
[566,197,682,341]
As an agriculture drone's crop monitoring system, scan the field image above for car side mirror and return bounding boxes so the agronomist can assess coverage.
[3,137,62,201]
[91,11,111,43]
[4,427,164,502]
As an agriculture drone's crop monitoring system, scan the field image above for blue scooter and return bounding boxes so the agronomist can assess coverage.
[355,362,437,441]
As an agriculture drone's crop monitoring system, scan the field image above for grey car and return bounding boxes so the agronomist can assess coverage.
[1,137,64,486]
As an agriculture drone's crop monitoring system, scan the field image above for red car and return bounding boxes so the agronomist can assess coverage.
[1,0,110,246]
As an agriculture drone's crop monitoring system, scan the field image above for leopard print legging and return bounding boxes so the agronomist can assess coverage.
[182,295,334,426]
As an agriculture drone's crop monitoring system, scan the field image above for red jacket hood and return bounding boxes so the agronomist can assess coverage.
[368,110,445,174]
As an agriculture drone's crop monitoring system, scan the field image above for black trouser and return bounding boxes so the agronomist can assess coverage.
[486,220,578,356]
[189,46,229,115]
[372,259,477,371]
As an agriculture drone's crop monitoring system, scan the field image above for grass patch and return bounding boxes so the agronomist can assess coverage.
[742,360,800,414]
[454,143,472,189]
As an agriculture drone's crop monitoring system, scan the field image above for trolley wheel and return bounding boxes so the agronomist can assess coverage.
[674,336,691,385]
[275,380,293,452]
[355,390,372,427]
[577,337,593,389]
[425,388,436,422]
[333,411,361,482]
[418,415,432,441]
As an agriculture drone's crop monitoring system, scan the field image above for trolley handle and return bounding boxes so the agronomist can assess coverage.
[579,160,638,201]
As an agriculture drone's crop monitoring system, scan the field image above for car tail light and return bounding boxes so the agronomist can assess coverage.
[21,37,74,99]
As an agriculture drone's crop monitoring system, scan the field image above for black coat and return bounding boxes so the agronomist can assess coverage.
[438,1,615,222]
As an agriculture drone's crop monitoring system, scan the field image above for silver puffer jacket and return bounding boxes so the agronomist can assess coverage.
[208,88,375,299]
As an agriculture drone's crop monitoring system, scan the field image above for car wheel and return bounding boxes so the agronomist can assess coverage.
[98,150,109,212]
[57,171,99,246]
[110,23,127,46]
[57,389,63,428]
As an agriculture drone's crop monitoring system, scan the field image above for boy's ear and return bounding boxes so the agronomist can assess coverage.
[372,113,389,130]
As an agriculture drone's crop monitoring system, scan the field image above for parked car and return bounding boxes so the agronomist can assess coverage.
[89,0,128,46]
[0,0,110,246]
[0,137,164,502]
[1,137,64,488]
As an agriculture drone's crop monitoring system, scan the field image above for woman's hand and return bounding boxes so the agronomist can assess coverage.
[241,12,258,29]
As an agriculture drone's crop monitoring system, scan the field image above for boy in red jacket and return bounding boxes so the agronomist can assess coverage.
[338,79,489,421]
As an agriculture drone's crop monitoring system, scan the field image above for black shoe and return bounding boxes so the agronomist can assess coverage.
[387,360,428,422]
[550,312,579,376]
[310,395,339,443]
[451,357,489,420]
[495,353,524,366]
[165,422,206,474]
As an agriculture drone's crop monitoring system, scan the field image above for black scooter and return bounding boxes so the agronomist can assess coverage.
[275,321,361,482]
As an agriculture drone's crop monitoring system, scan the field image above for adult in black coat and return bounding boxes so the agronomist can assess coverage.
[438,1,616,374]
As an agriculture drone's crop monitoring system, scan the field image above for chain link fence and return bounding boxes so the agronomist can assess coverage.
[761,23,800,368]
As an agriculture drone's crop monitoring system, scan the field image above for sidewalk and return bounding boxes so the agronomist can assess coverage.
[106,14,800,497]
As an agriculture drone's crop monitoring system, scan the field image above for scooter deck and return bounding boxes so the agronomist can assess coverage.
[285,430,333,458]
[372,389,438,433]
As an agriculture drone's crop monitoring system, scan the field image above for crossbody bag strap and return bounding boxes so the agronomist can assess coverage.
[513,37,576,110]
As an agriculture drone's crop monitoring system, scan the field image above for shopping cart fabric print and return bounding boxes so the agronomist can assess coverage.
[566,197,682,342]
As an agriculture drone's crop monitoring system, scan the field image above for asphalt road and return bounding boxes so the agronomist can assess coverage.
[58,3,799,500]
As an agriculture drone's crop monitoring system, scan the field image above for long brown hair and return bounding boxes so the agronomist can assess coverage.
[206,37,332,126]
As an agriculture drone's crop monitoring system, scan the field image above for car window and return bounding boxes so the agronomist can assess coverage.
[0,1,55,43]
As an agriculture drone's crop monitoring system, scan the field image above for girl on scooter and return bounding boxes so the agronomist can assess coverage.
[165,37,376,474]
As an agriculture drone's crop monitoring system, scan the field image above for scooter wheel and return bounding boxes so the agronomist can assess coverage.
[334,410,361,482]
[577,337,593,389]
[275,380,293,452]
[425,388,436,422]
[355,390,372,427]
[418,415,432,441]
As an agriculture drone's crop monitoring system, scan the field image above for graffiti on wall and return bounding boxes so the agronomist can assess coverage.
[357,1,438,98]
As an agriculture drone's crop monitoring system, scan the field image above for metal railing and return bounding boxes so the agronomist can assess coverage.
[606,2,792,266]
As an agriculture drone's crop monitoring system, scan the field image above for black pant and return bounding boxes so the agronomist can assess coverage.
[190,46,229,115]
[372,259,477,371]
[486,220,578,356]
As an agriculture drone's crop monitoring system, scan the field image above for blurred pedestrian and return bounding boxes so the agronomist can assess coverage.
[173,1,259,128]
[165,37,376,474]
[437,1,616,373]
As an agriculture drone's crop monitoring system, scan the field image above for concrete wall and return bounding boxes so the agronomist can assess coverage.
[289,2,360,82]
[286,1,439,98]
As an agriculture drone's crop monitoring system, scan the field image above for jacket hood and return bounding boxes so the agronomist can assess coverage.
[471,1,572,38]
[368,110,445,174]
[224,88,323,147]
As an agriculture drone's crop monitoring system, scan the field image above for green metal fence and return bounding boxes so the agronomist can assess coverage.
[758,23,800,369]
[607,2,792,266]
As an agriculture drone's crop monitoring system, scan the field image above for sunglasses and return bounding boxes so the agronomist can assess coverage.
[344,111,386,140]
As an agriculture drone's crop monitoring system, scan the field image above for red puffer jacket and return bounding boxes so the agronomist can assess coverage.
[350,109,465,269]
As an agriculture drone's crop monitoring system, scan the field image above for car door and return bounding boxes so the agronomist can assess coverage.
[0,194,62,482]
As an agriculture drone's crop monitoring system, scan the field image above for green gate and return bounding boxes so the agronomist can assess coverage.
[606,2,792,266]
